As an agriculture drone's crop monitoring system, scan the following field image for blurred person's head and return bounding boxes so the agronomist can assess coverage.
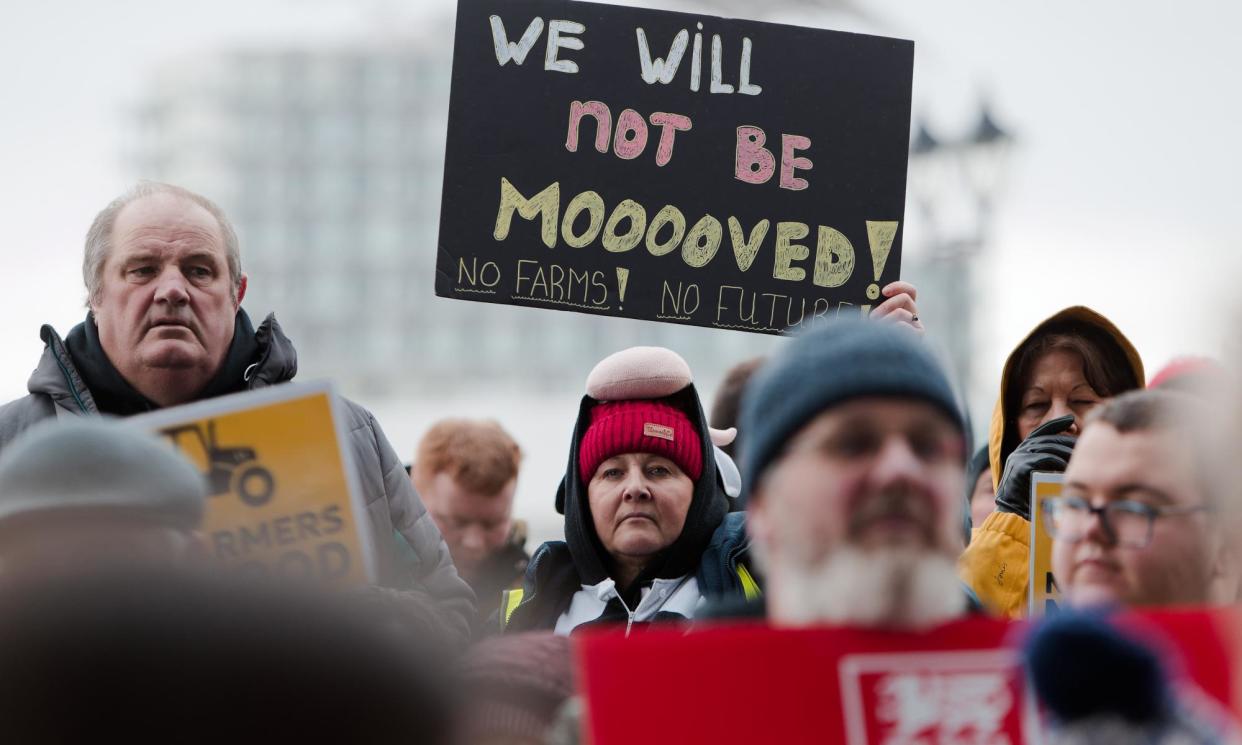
[992,307,1143,486]
[1148,356,1231,398]
[84,182,247,407]
[965,446,994,538]
[0,419,206,579]
[0,567,451,743]
[1225,336,1242,602]
[740,319,968,628]
[413,419,522,582]
[709,356,765,460]
[454,632,573,745]
[1024,610,1241,745]
[1049,390,1236,609]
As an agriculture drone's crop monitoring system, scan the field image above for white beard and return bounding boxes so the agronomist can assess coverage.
[763,546,966,630]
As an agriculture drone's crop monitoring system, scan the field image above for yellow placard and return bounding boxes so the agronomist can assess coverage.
[130,382,375,585]
[1029,472,1063,616]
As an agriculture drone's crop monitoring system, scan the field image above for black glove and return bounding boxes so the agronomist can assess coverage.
[994,415,1077,521]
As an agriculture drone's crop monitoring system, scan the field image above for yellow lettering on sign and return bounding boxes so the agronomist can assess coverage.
[562,190,605,248]
[494,177,560,248]
[773,221,809,281]
[646,205,686,256]
[602,199,647,253]
[813,226,855,288]
[681,215,723,268]
[865,220,898,281]
[727,216,768,272]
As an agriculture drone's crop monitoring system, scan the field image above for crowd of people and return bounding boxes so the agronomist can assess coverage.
[0,180,1239,743]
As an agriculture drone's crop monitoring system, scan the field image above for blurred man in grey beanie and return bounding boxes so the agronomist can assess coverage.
[733,318,977,628]
[0,418,206,579]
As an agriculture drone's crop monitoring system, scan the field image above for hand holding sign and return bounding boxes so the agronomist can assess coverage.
[996,414,1077,521]
[870,280,924,335]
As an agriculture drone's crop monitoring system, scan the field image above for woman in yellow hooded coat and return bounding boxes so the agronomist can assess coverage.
[959,307,1144,617]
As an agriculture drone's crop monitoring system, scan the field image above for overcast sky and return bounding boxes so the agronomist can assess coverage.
[3,0,1239,399]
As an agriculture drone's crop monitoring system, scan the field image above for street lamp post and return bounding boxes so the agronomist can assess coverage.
[905,103,1014,425]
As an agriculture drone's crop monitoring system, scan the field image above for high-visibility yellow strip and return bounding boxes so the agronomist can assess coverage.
[501,588,525,630]
[737,563,761,600]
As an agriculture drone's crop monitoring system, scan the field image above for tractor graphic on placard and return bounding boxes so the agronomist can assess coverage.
[161,419,275,507]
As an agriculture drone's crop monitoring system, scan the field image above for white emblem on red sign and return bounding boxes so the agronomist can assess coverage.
[840,650,1036,745]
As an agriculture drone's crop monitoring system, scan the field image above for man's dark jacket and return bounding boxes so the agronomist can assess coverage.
[0,310,475,644]
[471,525,531,623]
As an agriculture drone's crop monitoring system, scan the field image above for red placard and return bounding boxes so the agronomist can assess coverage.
[575,616,1035,745]
[1114,606,1241,713]
[574,608,1241,745]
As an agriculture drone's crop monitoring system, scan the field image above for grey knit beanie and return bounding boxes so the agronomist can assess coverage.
[0,419,206,530]
[739,318,965,502]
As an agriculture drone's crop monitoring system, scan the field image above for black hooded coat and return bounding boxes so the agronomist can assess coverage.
[500,384,753,633]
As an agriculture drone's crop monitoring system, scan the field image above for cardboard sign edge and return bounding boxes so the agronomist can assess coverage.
[125,379,379,584]
[1029,471,1063,616]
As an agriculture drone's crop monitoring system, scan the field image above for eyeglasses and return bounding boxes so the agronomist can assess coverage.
[1041,496,1212,549]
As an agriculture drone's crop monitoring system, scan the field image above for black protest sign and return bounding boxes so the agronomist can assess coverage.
[436,0,913,334]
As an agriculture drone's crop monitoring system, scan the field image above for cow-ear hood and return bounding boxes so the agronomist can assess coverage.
[988,306,1144,488]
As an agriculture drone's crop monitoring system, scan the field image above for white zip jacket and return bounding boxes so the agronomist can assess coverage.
[553,575,703,636]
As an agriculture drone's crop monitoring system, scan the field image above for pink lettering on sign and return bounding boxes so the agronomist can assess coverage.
[734,126,774,185]
[566,100,612,154]
[780,135,813,191]
[612,108,648,160]
[565,101,693,166]
[649,112,692,167]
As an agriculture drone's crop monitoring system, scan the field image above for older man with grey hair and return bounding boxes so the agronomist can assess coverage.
[0,181,475,642]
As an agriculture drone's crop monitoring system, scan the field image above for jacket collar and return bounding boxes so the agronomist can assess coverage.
[554,575,701,634]
[28,309,297,413]
[31,324,95,415]
[247,312,298,389]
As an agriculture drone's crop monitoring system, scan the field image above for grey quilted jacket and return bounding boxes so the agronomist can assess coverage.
[0,313,475,644]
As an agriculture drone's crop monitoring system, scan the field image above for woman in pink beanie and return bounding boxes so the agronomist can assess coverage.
[495,346,758,635]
